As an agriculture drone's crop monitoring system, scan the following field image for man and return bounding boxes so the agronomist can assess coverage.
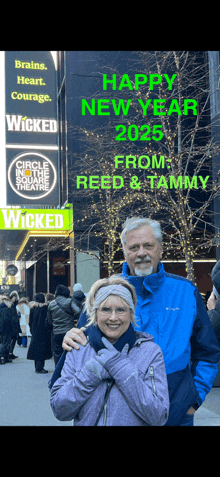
[47,284,80,366]
[0,294,13,364]
[9,290,20,359]
[207,259,220,346]
[62,217,220,426]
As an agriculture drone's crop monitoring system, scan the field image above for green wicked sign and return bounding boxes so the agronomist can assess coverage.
[0,206,73,231]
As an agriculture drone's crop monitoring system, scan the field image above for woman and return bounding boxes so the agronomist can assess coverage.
[50,277,169,426]
[17,297,30,347]
[27,293,52,373]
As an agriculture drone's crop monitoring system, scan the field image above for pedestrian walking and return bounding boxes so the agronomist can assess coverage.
[9,290,21,360]
[0,294,13,364]
[62,216,220,426]
[207,259,220,346]
[47,285,81,367]
[27,293,52,374]
[17,297,30,348]
[50,276,169,426]
[45,292,55,356]
[72,284,86,324]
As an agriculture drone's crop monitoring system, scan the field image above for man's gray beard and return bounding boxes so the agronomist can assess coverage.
[134,264,154,277]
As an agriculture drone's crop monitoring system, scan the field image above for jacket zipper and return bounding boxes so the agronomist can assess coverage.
[103,382,110,426]
[149,366,157,395]
[103,404,107,426]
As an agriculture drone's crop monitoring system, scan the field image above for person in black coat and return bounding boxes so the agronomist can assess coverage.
[9,290,21,359]
[207,259,220,346]
[0,294,14,364]
[72,290,86,324]
[27,293,52,373]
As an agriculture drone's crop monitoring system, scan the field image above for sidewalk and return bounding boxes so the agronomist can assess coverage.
[194,387,220,426]
[0,339,72,426]
[1,339,220,426]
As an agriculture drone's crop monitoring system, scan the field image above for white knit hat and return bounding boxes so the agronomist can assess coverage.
[73,283,83,292]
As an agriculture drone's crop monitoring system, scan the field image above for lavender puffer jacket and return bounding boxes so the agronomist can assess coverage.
[50,331,169,426]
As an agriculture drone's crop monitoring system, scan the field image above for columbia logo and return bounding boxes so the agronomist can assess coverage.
[165,307,180,311]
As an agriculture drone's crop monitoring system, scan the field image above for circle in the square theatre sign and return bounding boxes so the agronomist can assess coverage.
[8,151,57,200]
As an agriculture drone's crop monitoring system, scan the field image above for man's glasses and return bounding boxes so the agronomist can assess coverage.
[97,306,129,316]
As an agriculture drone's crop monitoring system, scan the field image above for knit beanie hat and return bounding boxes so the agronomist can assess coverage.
[73,283,83,292]
[55,285,70,298]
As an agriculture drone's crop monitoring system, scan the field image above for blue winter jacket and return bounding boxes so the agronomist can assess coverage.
[77,262,220,425]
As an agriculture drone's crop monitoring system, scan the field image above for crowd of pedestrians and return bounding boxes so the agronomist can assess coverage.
[0,284,86,373]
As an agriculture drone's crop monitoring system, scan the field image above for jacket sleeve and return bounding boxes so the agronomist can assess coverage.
[207,299,220,346]
[191,288,220,405]
[108,345,169,426]
[50,348,102,421]
[70,299,80,315]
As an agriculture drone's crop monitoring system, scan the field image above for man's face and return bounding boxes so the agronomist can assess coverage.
[124,225,162,277]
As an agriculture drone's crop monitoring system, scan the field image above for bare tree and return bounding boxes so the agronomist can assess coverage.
[68,51,220,283]
[26,52,220,284]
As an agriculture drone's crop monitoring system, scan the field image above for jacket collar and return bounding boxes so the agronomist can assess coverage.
[122,261,165,293]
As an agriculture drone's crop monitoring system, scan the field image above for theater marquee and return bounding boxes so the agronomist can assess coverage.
[0,206,73,231]
[5,51,59,206]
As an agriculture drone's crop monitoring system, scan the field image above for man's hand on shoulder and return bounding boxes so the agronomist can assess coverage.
[62,327,87,351]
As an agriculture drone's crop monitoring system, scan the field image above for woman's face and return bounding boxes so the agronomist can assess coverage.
[96,295,131,343]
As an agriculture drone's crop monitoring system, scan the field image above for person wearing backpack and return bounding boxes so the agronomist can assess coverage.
[72,283,86,325]
[47,285,80,366]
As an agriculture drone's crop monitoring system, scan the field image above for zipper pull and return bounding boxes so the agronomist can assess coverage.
[149,366,157,395]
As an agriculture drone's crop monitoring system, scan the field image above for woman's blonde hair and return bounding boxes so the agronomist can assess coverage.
[85,275,137,327]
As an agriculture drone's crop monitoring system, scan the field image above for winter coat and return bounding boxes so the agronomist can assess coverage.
[71,290,86,323]
[207,260,220,345]
[27,302,52,361]
[10,301,21,337]
[0,296,13,336]
[77,261,220,425]
[17,300,30,337]
[50,331,169,426]
[47,295,80,335]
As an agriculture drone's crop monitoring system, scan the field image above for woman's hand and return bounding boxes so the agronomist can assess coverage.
[85,358,110,380]
[95,337,129,372]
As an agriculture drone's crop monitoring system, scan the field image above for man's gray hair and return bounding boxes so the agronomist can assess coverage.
[121,217,162,250]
